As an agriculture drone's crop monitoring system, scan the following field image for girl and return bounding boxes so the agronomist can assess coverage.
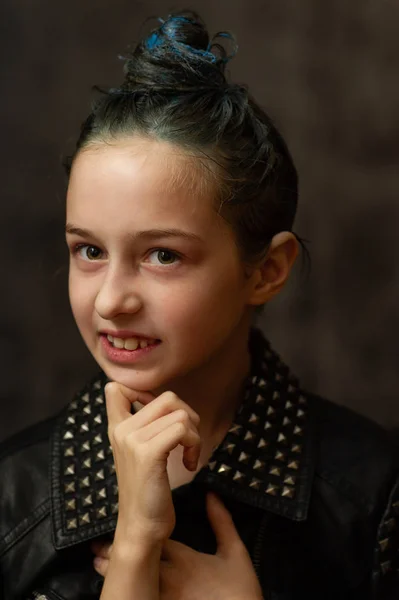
[0,10,398,600]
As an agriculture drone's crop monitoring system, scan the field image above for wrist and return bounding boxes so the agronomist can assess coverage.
[113,526,163,563]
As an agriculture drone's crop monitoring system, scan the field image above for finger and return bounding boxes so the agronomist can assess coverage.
[91,541,113,559]
[93,556,108,577]
[128,391,200,431]
[105,382,155,433]
[161,538,191,561]
[145,421,201,469]
[206,492,244,557]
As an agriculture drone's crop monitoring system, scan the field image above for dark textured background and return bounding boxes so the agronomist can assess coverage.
[1,0,399,443]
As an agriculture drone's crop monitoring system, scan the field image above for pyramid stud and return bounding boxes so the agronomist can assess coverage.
[79,512,91,525]
[81,393,90,403]
[65,464,75,476]
[258,378,267,387]
[275,451,285,461]
[264,421,272,430]
[66,518,77,530]
[244,431,255,442]
[67,415,76,425]
[229,424,242,436]
[272,391,280,401]
[278,433,287,443]
[253,459,265,471]
[249,478,261,490]
[63,431,74,440]
[97,487,107,500]
[64,446,74,457]
[65,498,76,511]
[94,414,103,425]
[255,394,265,405]
[83,458,92,469]
[284,475,296,486]
[294,426,303,435]
[258,438,268,449]
[95,395,104,404]
[83,405,91,415]
[282,486,295,498]
[233,470,244,482]
[69,400,78,410]
[222,442,236,455]
[93,434,103,445]
[208,461,217,471]
[288,384,296,393]
[288,460,299,470]
[285,400,293,410]
[96,506,108,519]
[283,417,291,426]
[265,484,278,496]
[81,441,91,452]
[112,484,119,496]
[83,494,93,506]
[94,380,101,390]
[96,450,105,461]
[269,466,281,477]
[80,422,89,433]
[95,469,105,481]
[267,406,275,416]
[64,482,76,493]
[218,464,231,474]
[297,409,305,418]
[238,452,250,463]
[111,502,119,514]
[291,444,302,453]
[109,463,116,474]
[249,413,259,425]
[80,476,91,488]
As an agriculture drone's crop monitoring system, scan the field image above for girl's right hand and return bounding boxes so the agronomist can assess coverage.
[105,382,201,546]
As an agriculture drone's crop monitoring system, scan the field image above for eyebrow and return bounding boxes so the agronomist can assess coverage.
[65,224,203,243]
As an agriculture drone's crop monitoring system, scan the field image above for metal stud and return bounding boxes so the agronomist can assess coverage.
[65,464,75,476]
[80,476,90,488]
[267,406,275,416]
[283,417,291,426]
[257,438,268,449]
[229,424,242,436]
[83,458,92,469]
[93,434,103,445]
[96,450,105,462]
[64,446,75,457]
[269,466,281,477]
[66,518,77,530]
[222,442,236,455]
[80,422,89,433]
[94,380,101,390]
[218,464,231,474]
[294,426,303,435]
[278,433,287,443]
[81,393,90,403]
[282,486,295,498]
[79,513,91,525]
[233,470,244,482]
[63,431,74,440]
[292,444,302,453]
[249,413,259,424]
[272,391,280,401]
[97,487,107,500]
[81,441,91,452]
[95,395,104,405]
[264,421,272,430]
[111,502,119,514]
[97,506,108,519]
[288,460,299,470]
[238,452,250,463]
[258,378,267,388]
[285,400,293,410]
[297,409,305,418]
[275,451,285,461]
[265,484,278,496]
[67,415,76,425]
[288,384,296,393]
[65,498,76,511]
[253,459,265,471]
[244,431,255,442]
[83,405,91,415]
[83,494,93,506]
[95,469,105,481]
[255,394,265,405]
[249,478,261,490]
[69,400,78,410]
[284,475,296,486]
[94,414,103,425]
[208,461,217,471]
[112,484,118,496]
[64,482,76,493]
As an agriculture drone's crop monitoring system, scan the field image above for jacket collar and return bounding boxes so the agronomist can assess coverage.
[51,329,315,549]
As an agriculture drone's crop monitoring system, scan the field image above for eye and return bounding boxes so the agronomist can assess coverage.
[74,244,103,261]
[147,249,180,266]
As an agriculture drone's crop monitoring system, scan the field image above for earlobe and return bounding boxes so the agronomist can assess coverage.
[248,232,299,306]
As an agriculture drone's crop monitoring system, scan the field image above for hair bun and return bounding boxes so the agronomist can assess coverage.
[121,11,237,92]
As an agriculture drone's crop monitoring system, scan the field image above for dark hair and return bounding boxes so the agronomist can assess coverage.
[66,10,307,264]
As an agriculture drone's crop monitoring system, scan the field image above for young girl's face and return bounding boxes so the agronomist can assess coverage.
[66,137,254,392]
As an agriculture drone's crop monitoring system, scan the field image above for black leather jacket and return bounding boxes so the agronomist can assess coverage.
[1,331,398,600]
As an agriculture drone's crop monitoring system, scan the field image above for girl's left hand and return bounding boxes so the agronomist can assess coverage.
[92,492,264,600]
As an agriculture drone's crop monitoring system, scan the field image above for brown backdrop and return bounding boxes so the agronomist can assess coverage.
[1,0,399,443]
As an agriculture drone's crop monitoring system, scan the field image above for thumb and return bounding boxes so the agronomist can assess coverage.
[206,492,243,557]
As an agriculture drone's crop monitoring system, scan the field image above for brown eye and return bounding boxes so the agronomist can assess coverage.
[77,245,103,260]
[157,250,176,264]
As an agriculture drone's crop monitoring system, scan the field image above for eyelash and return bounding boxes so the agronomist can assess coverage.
[71,244,182,267]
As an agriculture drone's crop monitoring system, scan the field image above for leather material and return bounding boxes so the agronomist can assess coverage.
[1,330,398,599]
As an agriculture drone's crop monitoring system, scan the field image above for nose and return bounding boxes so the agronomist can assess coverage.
[94,267,143,320]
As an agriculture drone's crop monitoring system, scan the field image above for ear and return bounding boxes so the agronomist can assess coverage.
[247,232,298,306]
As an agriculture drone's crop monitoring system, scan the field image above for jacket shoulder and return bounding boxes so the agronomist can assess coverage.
[0,416,56,548]
[311,393,398,512]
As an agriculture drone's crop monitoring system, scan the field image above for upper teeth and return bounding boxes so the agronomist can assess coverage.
[107,335,150,350]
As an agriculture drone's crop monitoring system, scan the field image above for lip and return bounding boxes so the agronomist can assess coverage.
[100,329,160,341]
[99,334,161,365]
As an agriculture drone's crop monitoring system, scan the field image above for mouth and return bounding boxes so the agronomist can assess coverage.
[100,332,161,351]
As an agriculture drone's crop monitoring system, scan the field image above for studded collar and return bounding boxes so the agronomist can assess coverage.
[51,329,315,550]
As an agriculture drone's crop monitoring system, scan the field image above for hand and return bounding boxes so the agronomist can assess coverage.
[92,492,263,600]
[105,382,201,544]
